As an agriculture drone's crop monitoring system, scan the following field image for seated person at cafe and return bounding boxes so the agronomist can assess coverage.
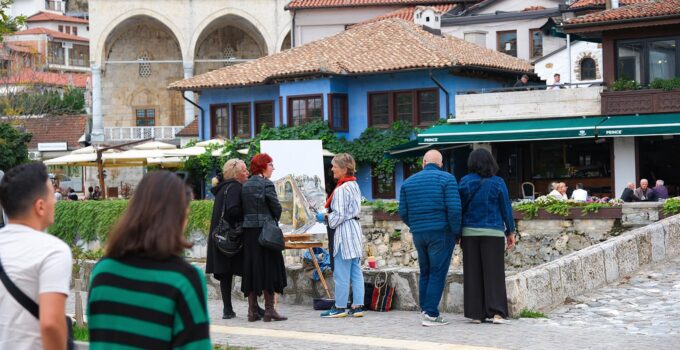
[634,179,657,202]
[547,73,563,90]
[571,183,588,202]
[549,182,568,200]
[514,74,530,88]
[621,182,635,202]
[654,179,669,200]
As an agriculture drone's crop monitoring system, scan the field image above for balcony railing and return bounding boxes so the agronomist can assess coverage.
[104,126,185,141]
[455,84,603,121]
[601,89,680,115]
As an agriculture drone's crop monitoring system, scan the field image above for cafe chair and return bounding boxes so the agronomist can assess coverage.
[521,182,535,200]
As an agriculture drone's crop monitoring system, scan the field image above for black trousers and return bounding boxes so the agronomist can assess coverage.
[218,273,233,313]
[462,236,509,320]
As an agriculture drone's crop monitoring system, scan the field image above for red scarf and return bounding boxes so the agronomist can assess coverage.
[325,176,357,208]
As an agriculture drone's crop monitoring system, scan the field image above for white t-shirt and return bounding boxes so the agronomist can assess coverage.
[571,188,589,202]
[0,224,72,350]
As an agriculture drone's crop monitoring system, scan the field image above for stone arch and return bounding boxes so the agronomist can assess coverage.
[95,10,186,66]
[574,51,601,81]
[191,11,270,75]
[276,27,292,53]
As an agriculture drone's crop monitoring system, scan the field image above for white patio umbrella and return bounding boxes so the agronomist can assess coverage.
[44,146,122,167]
[165,138,232,157]
[103,141,178,165]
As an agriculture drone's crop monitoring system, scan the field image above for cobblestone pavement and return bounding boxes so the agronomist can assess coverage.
[68,257,680,349]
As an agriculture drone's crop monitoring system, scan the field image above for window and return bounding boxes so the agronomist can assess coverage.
[580,58,596,80]
[135,108,155,126]
[69,44,89,67]
[530,29,543,58]
[65,26,70,35]
[372,167,395,199]
[616,37,680,84]
[232,103,251,139]
[210,104,229,138]
[368,89,439,127]
[497,30,517,57]
[417,90,438,124]
[463,32,486,48]
[369,93,390,127]
[138,53,151,78]
[58,25,63,32]
[329,94,348,131]
[403,162,420,179]
[288,95,323,126]
[48,42,65,65]
[73,27,78,36]
[255,101,275,134]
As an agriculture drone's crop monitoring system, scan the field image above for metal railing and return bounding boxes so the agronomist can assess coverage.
[456,82,603,95]
[104,126,185,141]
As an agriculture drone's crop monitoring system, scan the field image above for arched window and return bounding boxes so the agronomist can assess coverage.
[580,58,596,80]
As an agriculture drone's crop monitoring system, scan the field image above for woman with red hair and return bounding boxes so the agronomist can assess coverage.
[240,153,287,322]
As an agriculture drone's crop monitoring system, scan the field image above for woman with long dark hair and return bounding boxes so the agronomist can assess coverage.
[240,153,287,322]
[206,159,264,320]
[459,148,516,324]
[87,171,211,349]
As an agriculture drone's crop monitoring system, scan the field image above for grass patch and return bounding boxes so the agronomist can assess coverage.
[73,324,88,342]
[518,309,547,319]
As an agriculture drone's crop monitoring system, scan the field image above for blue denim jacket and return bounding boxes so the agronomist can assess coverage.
[458,173,515,235]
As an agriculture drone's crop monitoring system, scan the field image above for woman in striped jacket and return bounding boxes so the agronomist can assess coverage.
[320,153,365,318]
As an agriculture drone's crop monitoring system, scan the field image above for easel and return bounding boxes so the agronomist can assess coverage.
[284,234,331,299]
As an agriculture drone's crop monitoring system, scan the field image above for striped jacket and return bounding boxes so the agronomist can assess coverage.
[87,256,211,350]
[328,181,363,260]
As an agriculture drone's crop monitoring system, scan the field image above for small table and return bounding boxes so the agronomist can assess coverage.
[284,234,331,299]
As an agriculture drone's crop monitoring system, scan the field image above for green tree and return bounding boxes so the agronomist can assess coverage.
[0,0,25,42]
[0,122,31,171]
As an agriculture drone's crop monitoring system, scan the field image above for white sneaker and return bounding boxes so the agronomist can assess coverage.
[422,315,450,327]
[492,315,508,324]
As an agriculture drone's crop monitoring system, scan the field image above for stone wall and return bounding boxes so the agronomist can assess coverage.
[621,202,665,228]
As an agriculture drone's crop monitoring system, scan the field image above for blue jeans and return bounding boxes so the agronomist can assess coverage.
[333,256,365,309]
[413,233,455,317]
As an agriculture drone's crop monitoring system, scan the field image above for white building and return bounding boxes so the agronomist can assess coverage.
[25,11,90,39]
[534,40,603,85]
[9,0,67,17]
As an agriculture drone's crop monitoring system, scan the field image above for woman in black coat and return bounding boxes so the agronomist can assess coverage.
[241,153,287,322]
[206,158,264,319]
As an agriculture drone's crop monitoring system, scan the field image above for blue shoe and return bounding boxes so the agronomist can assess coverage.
[320,306,347,318]
[348,306,365,317]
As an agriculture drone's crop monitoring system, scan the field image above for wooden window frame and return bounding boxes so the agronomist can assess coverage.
[367,89,439,128]
[615,36,680,85]
[529,28,543,58]
[287,94,323,126]
[371,166,396,199]
[497,30,518,57]
[328,93,349,132]
[134,107,156,127]
[58,25,63,32]
[580,58,597,80]
[231,103,252,139]
[209,103,229,139]
[72,26,78,36]
[254,100,275,135]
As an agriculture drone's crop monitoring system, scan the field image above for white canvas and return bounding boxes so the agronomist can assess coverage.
[260,140,327,234]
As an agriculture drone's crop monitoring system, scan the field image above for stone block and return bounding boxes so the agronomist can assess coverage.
[579,247,606,291]
[615,234,640,277]
[505,273,528,318]
[545,262,565,305]
[634,229,653,266]
[559,255,585,298]
[650,223,666,262]
[522,268,552,310]
[662,218,680,258]
[443,281,464,313]
[601,241,619,283]
[390,271,418,310]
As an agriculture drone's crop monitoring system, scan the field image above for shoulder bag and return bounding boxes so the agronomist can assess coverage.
[258,181,285,251]
[364,271,395,312]
[0,257,74,349]
[211,184,243,257]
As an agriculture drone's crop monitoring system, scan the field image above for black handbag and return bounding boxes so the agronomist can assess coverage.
[0,257,74,349]
[211,184,243,257]
[257,182,285,251]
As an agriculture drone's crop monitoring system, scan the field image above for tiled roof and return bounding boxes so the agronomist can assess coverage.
[13,27,88,42]
[0,69,90,88]
[285,0,461,10]
[565,0,680,25]
[1,42,36,54]
[26,11,88,24]
[523,6,547,11]
[176,119,199,137]
[357,4,457,24]
[2,115,88,150]
[170,18,533,91]
[569,0,649,9]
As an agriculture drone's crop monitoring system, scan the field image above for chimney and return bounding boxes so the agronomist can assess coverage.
[414,6,442,34]
[605,0,620,9]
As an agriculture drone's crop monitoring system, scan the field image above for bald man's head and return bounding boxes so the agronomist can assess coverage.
[423,150,443,168]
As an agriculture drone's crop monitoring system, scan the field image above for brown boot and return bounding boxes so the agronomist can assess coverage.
[263,291,287,322]
[247,293,261,322]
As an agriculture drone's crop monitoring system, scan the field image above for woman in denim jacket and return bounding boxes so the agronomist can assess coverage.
[459,148,516,324]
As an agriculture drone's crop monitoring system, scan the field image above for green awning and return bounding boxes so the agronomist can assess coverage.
[417,117,606,144]
[385,140,432,159]
[598,114,680,138]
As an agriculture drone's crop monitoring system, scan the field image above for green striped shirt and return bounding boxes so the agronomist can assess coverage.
[87,256,211,350]
[462,227,505,237]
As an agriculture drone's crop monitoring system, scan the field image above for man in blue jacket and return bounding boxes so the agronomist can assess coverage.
[399,150,461,327]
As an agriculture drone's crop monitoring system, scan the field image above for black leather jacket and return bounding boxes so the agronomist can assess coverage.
[241,175,282,228]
